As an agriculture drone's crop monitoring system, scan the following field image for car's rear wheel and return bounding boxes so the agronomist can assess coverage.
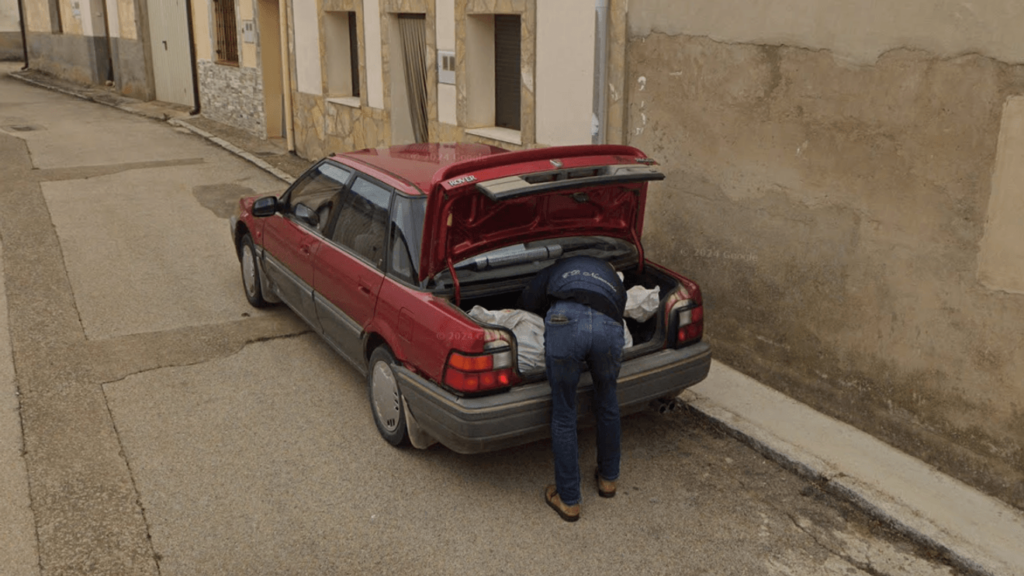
[368,346,409,446]
[240,234,268,308]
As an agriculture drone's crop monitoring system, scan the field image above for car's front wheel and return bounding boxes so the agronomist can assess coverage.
[368,346,409,446]
[240,233,268,308]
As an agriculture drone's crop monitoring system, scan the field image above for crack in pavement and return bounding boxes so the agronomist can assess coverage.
[98,329,314,390]
[33,158,207,182]
[99,382,163,576]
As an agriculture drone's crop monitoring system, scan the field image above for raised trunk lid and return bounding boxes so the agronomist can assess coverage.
[419,145,664,282]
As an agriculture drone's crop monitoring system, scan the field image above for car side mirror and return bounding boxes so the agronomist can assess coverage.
[293,203,319,228]
[252,196,279,217]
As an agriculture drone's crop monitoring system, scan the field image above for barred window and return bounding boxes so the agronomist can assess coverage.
[213,0,239,64]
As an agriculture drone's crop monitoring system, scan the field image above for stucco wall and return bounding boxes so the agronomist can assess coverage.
[26,31,110,85]
[627,1,1024,509]
[535,0,594,146]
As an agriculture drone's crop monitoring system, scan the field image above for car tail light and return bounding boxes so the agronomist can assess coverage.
[665,281,704,348]
[443,329,516,393]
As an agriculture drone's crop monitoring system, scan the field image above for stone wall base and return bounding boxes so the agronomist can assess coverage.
[198,60,266,138]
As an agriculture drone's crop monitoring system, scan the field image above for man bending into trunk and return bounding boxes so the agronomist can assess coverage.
[519,255,627,522]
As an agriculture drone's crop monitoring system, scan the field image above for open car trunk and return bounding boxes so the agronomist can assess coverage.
[450,261,680,377]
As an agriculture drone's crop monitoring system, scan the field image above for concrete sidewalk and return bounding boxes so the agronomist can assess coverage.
[683,363,1024,576]
[7,68,1024,576]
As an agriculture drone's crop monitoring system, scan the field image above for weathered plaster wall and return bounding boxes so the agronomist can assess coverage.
[0,0,21,60]
[627,5,1024,509]
[26,31,109,85]
[0,32,20,60]
[23,0,48,32]
[629,0,1024,66]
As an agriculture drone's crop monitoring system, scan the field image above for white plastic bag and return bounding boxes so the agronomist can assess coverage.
[469,306,634,371]
[624,285,661,322]
[468,306,546,372]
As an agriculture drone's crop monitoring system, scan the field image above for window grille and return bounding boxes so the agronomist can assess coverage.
[214,0,239,64]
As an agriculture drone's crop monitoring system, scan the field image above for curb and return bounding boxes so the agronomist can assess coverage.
[679,369,1024,576]
[7,71,295,185]
[167,119,295,184]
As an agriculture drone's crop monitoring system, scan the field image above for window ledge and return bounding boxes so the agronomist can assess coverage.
[327,96,361,109]
[465,126,522,146]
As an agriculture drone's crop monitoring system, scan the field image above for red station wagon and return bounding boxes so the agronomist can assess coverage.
[230,144,711,453]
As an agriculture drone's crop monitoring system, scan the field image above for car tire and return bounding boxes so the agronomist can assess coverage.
[240,233,268,308]
[368,346,409,447]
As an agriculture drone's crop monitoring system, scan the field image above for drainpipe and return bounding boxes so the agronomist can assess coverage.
[592,0,609,144]
[279,0,295,151]
[100,0,114,83]
[184,0,201,114]
[16,0,28,69]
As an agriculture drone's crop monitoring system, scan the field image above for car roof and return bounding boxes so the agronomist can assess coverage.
[333,143,509,195]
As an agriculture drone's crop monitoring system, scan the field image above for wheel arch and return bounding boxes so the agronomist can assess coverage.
[233,221,251,260]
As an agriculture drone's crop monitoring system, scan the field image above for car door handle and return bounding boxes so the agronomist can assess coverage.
[358,284,372,295]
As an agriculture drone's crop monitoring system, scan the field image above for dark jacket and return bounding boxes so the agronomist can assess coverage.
[518,256,626,323]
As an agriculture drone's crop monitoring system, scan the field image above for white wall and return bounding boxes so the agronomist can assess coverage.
[629,0,1024,65]
[293,0,322,94]
[363,0,384,108]
[104,0,120,38]
[536,0,596,145]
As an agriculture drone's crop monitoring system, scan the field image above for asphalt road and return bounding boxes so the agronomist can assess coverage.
[0,64,966,576]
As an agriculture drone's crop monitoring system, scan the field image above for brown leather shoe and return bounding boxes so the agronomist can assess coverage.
[595,469,616,498]
[545,485,580,522]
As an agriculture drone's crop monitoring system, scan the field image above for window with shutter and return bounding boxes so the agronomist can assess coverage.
[493,15,521,131]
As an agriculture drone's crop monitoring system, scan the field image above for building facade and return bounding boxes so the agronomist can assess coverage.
[190,0,630,154]
[18,0,196,102]
[627,0,1024,511]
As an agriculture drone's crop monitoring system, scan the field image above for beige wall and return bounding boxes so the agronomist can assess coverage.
[238,0,256,67]
[629,0,1024,66]
[535,0,594,145]
[435,0,455,126]
[628,0,1024,510]
[25,0,49,32]
[117,0,137,39]
[59,0,82,35]
[190,0,211,59]
[1,0,21,32]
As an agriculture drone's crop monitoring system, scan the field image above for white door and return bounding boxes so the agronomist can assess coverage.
[147,0,194,106]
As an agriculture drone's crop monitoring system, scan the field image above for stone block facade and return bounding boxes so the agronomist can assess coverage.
[199,60,267,138]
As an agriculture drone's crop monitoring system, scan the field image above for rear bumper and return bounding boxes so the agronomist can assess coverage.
[394,340,712,454]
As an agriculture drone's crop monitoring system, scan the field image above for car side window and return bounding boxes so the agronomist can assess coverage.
[388,195,427,285]
[286,162,351,233]
[332,176,392,269]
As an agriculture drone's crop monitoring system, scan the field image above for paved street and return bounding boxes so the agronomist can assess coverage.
[0,63,966,575]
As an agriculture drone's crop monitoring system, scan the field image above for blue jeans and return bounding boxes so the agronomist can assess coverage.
[545,300,625,506]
